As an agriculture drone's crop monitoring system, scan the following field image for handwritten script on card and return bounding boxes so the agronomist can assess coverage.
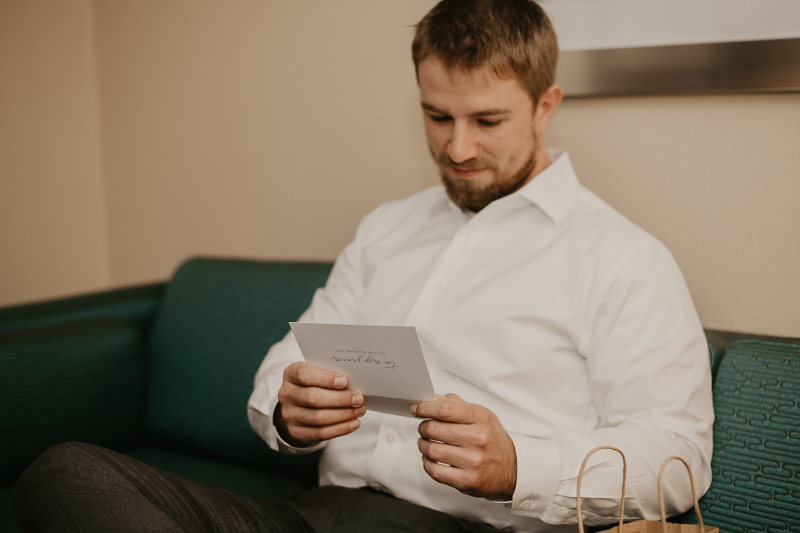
[289,323,436,417]
[331,352,399,369]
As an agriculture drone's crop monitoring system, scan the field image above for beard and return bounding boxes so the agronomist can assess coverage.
[437,136,539,213]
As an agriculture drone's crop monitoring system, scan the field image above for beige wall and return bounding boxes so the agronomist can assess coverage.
[94,1,439,287]
[3,1,799,337]
[548,93,800,337]
[0,0,110,307]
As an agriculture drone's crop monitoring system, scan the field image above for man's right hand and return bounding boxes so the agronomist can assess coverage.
[274,362,366,448]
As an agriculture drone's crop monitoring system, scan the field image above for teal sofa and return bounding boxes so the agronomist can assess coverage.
[1,258,799,532]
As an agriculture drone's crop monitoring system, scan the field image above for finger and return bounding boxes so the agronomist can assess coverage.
[285,382,364,410]
[282,403,367,429]
[290,417,362,445]
[418,419,451,442]
[417,437,468,468]
[418,418,473,449]
[285,362,348,389]
[413,396,473,423]
[421,455,474,492]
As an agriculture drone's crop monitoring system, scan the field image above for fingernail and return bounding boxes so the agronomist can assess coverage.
[350,419,361,431]
[410,404,417,416]
[353,393,363,406]
[356,405,367,417]
[334,376,346,388]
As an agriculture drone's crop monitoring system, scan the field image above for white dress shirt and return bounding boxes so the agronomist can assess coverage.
[248,150,714,532]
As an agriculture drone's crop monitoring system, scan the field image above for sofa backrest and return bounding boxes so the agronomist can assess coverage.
[144,258,332,479]
[695,339,800,532]
[0,283,165,337]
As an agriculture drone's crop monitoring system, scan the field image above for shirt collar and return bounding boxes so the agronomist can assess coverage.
[432,149,580,226]
[515,149,579,227]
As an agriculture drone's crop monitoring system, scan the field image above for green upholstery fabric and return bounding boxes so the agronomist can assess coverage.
[145,259,332,479]
[707,340,722,381]
[704,329,800,383]
[0,485,21,533]
[0,319,147,484]
[0,283,166,337]
[127,446,315,501]
[692,340,800,531]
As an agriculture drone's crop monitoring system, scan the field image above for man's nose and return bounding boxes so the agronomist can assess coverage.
[446,122,478,164]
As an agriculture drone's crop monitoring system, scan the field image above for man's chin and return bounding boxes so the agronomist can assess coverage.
[441,177,492,212]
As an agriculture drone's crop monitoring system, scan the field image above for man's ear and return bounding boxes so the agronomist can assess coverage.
[534,84,564,133]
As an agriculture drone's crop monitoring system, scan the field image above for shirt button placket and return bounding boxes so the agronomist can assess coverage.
[364,421,401,495]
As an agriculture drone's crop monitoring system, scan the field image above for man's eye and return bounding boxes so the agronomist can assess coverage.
[428,114,451,123]
[478,119,500,127]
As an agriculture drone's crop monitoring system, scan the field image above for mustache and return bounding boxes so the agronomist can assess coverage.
[436,153,497,172]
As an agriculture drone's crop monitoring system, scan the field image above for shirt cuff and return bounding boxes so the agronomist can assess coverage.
[508,434,561,517]
[248,379,325,455]
[274,425,326,455]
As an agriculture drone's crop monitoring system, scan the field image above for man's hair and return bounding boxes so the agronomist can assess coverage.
[412,0,558,107]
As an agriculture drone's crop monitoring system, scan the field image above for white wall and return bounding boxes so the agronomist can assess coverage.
[94,1,439,286]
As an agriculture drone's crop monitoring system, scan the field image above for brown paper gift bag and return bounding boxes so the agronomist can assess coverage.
[576,446,719,533]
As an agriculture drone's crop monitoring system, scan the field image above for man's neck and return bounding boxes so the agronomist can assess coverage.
[530,145,552,181]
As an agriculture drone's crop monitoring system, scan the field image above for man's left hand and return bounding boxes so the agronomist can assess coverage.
[412,393,517,500]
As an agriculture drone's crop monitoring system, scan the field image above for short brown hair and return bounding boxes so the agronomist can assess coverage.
[412,0,558,107]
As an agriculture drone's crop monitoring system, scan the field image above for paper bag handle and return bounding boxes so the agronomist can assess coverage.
[658,456,706,533]
[577,446,626,533]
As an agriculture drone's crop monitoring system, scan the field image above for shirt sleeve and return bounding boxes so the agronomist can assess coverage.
[246,214,372,454]
[509,241,715,526]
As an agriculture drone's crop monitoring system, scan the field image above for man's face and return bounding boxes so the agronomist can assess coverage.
[418,57,545,212]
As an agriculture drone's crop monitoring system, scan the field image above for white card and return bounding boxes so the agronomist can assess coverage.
[289,323,436,417]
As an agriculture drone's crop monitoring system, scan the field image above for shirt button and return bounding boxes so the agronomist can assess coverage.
[433,282,443,293]
[521,500,532,510]
[372,483,384,492]
[386,432,397,443]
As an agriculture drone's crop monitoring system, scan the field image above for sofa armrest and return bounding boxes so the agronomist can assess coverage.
[0,282,167,337]
[0,318,147,484]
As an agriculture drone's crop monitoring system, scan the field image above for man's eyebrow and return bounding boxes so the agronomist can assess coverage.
[420,102,511,117]
[472,109,511,117]
[421,103,444,114]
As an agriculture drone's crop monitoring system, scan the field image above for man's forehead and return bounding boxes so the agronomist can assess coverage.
[418,56,532,112]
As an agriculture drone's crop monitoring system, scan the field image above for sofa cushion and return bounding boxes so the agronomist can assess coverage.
[695,340,800,532]
[145,259,332,479]
[0,318,146,484]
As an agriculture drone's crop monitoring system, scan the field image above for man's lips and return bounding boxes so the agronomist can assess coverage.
[448,167,487,180]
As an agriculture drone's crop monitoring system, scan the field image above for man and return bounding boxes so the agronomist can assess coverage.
[249,0,714,530]
[15,1,713,532]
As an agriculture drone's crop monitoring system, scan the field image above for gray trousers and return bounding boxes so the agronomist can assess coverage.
[13,442,506,533]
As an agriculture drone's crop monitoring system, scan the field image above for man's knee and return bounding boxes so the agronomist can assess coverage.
[13,442,101,531]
